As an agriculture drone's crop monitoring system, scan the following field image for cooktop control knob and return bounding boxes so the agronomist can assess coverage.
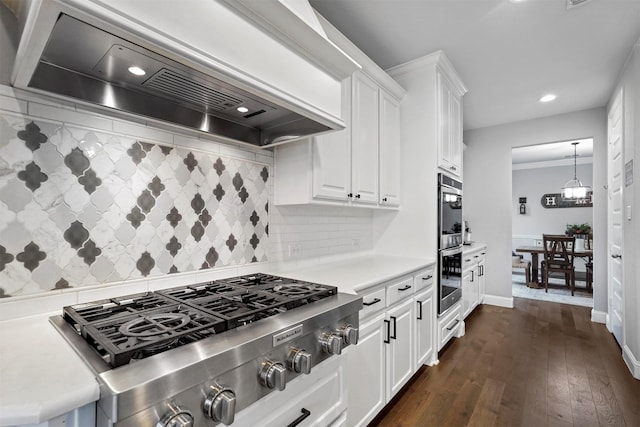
[287,348,312,374]
[157,405,194,427]
[203,384,236,426]
[339,324,359,345]
[259,360,287,390]
[320,332,343,355]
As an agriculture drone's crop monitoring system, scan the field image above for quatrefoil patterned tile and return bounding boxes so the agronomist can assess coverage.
[0,117,269,297]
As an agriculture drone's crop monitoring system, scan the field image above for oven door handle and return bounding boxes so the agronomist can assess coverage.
[441,246,463,256]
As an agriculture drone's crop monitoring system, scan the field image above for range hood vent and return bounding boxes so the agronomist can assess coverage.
[25,13,335,148]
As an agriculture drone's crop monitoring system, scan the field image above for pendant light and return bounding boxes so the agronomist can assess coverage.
[562,142,591,198]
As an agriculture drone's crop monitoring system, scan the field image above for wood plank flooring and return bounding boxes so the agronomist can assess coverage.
[370,298,640,427]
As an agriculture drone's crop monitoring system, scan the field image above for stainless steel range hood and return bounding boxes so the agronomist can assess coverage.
[26,13,334,147]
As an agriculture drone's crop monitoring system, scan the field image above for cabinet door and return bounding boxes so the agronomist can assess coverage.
[386,298,414,400]
[478,255,486,304]
[378,89,400,207]
[437,71,452,172]
[462,268,473,319]
[313,78,352,201]
[450,92,462,176]
[346,313,386,427]
[414,288,434,367]
[351,71,379,205]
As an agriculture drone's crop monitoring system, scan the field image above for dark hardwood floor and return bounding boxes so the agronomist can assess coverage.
[370,298,640,426]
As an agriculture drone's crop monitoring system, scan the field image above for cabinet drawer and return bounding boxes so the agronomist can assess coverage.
[414,268,435,292]
[360,288,386,319]
[387,276,414,306]
[462,254,477,271]
[438,304,461,351]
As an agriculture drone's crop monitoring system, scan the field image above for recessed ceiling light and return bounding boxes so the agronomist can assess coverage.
[539,94,557,103]
[128,66,146,76]
[237,106,249,113]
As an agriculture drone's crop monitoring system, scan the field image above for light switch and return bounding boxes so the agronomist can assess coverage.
[627,205,632,221]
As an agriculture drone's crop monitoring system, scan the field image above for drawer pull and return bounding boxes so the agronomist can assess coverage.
[390,316,397,339]
[417,300,423,320]
[398,285,412,292]
[363,298,381,307]
[384,319,391,344]
[446,319,460,331]
[422,275,433,280]
[287,408,311,427]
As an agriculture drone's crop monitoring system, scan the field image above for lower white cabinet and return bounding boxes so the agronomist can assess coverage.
[346,265,436,427]
[461,245,487,319]
[437,302,462,351]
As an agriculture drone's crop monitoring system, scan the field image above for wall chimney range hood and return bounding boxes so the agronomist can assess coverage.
[11,0,357,148]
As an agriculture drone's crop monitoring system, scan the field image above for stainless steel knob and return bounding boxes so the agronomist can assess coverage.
[259,360,287,390]
[157,405,194,427]
[339,324,359,345]
[203,385,236,426]
[320,332,342,355]
[287,348,312,374]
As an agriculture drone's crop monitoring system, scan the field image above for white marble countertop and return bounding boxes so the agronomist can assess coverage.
[0,313,100,426]
[0,253,434,426]
[463,242,487,253]
[272,254,436,294]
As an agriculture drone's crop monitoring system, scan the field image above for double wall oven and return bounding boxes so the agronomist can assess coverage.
[438,173,463,315]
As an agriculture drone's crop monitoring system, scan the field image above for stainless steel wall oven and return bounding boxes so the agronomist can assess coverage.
[438,173,463,315]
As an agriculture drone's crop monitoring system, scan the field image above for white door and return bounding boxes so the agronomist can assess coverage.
[607,89,624,345]
[351,71,379,205]
[386,298,414,400]
[378,89,401,207]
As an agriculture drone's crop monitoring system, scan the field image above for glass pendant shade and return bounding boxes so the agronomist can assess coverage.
[562,142,591,198]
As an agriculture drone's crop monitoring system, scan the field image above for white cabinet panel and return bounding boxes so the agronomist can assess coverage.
[386,297,414,399]
[414,287,435,367]
[379,89,401,207]
[437,69,464,177]
[351,71,379,205]
[346,312,386,427]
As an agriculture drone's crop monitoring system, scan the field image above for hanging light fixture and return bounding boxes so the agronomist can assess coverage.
[562,142,591,198]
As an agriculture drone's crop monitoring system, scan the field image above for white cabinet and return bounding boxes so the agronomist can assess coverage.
[437,69,464,177]
[378,89,401,207]
[274,71,403,208]
[346,264,436,427]
[385,297,414,399]
[351,71,380,205]
[437,303,462,351]
[461,245,487,319]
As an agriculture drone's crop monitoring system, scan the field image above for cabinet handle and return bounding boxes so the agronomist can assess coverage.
[390,316,397,340]
[422,275,433,280]
[363,298,381,306]
[398,285,412,292]
[355,194,361,199]
[384,319,391,344]
[465,258,472,262]
[474,255,479,258]
[286,408,311,427]
[471,271,474,282]
[417,300,423,320]
[382,197,388,202]
[446,319,460,331]
[347,193,353,198]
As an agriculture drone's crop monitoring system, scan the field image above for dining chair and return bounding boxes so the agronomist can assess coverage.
[541,234,576,295]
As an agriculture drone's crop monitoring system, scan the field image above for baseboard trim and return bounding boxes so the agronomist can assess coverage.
[590,309,607,324]
[483,294,514,308]
[623,345,640,379]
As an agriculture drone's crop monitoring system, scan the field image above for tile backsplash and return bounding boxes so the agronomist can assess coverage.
[0,85,374,316]
[0,109,268,297]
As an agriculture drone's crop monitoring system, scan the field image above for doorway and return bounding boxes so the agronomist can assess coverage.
[511,139,594,307]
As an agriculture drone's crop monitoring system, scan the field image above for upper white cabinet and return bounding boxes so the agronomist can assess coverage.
[378,89,402,207]
[274,71,404,208]
[437,65,466,177]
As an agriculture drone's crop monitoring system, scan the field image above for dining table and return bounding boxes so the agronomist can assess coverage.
[515,245,593,287]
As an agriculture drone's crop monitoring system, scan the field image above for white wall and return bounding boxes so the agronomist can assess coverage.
[512,163,593,237]
[463,108,607,313]
[610,40,640,377]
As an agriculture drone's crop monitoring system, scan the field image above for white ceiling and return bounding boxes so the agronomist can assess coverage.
[511,137,593,167]
[309,0,640,131]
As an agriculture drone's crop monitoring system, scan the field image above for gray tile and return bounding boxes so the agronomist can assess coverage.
[90,185,115,213]
[31,259,62,289]
[90,256,114,282]
[63,184,90,213]
[115,222,136,245]
[114,156,137,180]
[32,141,64,174]
[0,179,33,213]
[78,204,101,229]
[0,220,31,253]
